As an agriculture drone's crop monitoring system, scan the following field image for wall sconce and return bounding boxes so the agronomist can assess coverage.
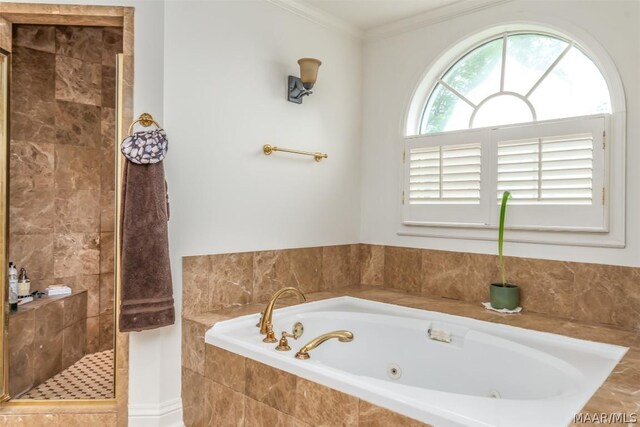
[288,58,322,104]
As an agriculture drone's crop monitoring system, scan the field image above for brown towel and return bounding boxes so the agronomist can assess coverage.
[119,161,175,332]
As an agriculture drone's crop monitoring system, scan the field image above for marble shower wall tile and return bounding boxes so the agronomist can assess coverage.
[55,26,103,63]
[54,189,100,233]
[55,100,101,146]
[12,24,55,53]
[102,27,124,66]
[10,233,54,280]
[53,233,100,277]
[54,145,100,190]
[9,140,55,192]
[10,189,54,234]
[360,244,384,286]
[55,55,102,106]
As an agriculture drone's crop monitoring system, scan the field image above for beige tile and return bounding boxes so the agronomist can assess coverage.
[99,312,114,351]
[8,310,35,397]
[321,245,354,290]
[384,246,422,293]
[102,27,124,66]
[10,189,54,234]
[246,358,297,415]
[182,367,205,427]
[208,252,253,310]
[54,189,100,233]
[100,272,115,315]
[204,379,244,427]
[100,232,115,273]
[295,378,358,426]
[0,17,8,53]
[86,316,100,353]
[57,413,116,427]
[54,145,101,190]
[359,401,429,426]
[102,65,116,108]
[360,244,384,286]
[253,248,321,302]
[62,319,86,369]
[63,291,87,328]
[182,319,207,376]
[54,100,101,146]
[205,345,245,393]
[182,255,210,316]
[0,414,59,426]
[245,396,294,427]
[101,190,116,232]
[12,46,55,105]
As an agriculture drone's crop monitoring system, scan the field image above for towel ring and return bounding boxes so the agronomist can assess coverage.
[128,113,161,136]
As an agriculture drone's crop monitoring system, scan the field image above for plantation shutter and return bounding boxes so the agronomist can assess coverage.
[403,128,491,226]
[492,115,607,230]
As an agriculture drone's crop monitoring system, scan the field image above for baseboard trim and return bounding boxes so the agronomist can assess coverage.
[129,398,183,427]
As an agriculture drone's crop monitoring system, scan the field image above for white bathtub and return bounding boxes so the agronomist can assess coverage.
[205,297,627,427]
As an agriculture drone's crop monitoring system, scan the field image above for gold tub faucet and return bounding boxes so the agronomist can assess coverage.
[259,287,306,336]
[295,330,354,360]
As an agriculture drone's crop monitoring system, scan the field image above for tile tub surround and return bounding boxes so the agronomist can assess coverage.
[182,287,640,426]
[9,23,122,353]
[8,291,88,397]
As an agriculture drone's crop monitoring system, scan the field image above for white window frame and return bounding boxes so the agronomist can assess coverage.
[400,25,626,248]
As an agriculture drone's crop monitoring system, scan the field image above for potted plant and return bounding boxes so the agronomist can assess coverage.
[490,191,520,309]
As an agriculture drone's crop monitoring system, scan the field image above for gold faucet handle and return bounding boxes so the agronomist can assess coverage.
[262,323,277,343]
[275,331,292,351]
[282,322,304,340]
[256,311,264,328]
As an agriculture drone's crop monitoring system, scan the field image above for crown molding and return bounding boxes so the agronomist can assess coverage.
[264,0,364,39]
[365,0,514,41]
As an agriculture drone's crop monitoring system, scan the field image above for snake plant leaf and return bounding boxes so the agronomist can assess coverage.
[499,191,512,286]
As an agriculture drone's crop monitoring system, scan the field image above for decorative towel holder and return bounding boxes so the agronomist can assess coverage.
[128,113,161,136]
[263,144,328,162]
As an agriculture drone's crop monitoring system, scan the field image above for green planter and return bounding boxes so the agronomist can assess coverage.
[490,283,520,310]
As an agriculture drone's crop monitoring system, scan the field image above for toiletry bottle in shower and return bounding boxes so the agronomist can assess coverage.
[8,262,18,312]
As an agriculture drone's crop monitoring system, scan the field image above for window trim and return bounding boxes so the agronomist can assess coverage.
[400,23,626,248]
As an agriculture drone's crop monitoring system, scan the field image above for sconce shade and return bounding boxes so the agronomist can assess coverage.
[298,58,322,87]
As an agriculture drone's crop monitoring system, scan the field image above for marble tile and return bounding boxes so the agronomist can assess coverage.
[102,27,123,66]
[10,233,54,280]
[205,344,245,393]
[384,246,422,293]
[359,401,429,426]
[246,359,297,415]
[10,189,54,235]
[101,191,116,232]
[8,310,35,397]
[13,25,55,53]
[294,378,359,426]
[360,244,384,286]
[182,368,205,427]
[245,397,294,427]
[57,414,117,427]
[10,101,56,145]
[56,274,100,317]
[0,414,59,426]
[99,312,114,351]
[321,245,354,290]
[10,140,55,192]
[100,232,115,273]
[182,319,206,376]
[54,145,101,190]
[182,256,210,316]
[56,26,103,63]
[506,256,575,319]
[55,55,102,106]
[204,379,245,427]
[100,273,115,315]
[54,189,100,233]
[86,316,100,353]
[63,291,87,328]
[421,250,496,302]
[33,328,63,385]
[34,298,64,339]
[253,248,322,303]
[102,65,116,108]
[53,233,100,277]
[208,252,253,310]
[55,100,102,147]
[62,318,87,369]
[0,17,10,53]
[12,46,55,104]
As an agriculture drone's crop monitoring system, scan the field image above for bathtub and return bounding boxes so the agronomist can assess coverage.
[205,297,627,427]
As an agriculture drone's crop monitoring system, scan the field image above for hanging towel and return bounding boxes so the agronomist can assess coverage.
[120,161,175,332]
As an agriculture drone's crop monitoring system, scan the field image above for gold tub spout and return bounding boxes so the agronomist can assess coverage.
[295,330,354,360]
[259,287,306,335]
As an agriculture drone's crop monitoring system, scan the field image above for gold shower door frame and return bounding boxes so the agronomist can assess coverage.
[0,4,134,411]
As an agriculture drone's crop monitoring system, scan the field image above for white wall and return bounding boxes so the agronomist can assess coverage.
[163,0,362,425]
[360,0,640,267]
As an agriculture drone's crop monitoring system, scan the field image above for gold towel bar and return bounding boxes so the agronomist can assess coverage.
[128,113,161,136]
[263,144,328,162]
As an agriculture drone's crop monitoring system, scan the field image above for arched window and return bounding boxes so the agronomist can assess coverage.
[402,29,621,240]
[420,32,611,134]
